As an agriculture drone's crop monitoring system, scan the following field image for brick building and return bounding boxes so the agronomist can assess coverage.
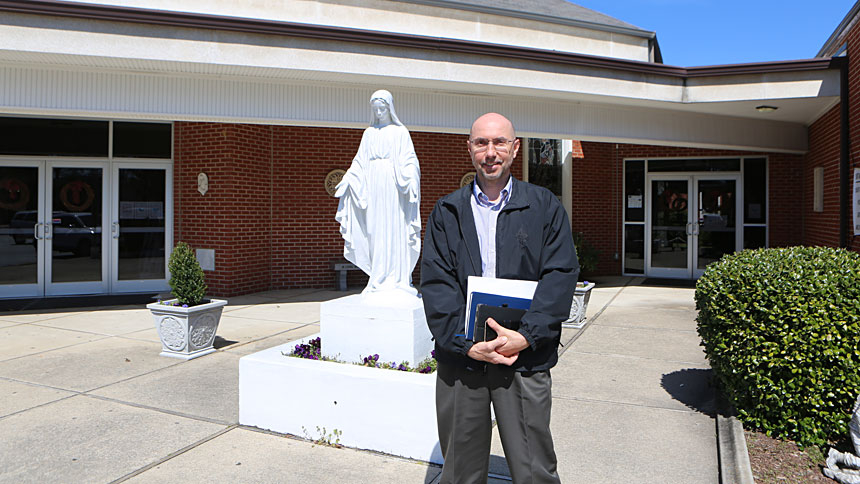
[0,0,857,299]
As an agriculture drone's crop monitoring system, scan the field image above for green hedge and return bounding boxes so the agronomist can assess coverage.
[696,246,860,447]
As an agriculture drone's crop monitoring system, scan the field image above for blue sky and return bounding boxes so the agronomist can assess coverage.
[572,1,856,66]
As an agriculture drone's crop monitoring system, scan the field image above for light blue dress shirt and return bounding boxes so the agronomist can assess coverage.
[470,176,513,278]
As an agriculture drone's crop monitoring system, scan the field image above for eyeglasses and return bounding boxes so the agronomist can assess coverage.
[470,137,514,153]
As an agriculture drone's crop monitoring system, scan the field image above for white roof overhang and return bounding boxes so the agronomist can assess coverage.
[0,1,843,154]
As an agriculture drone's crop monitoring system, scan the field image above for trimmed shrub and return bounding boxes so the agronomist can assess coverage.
[573,232,600,274]
[168,241,207,306]
[696,246,860,447]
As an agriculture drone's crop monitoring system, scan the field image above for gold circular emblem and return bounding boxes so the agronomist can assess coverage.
[59,181,95,212]
[325,169,346,197]
[0,177,30,211]
[460,172,476,188]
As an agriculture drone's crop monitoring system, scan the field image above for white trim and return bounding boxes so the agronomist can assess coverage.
[0,65,818,153]
[44,160,110,296]
[0,159,44,298]
[110,162,172,294]
[623,155,769,279]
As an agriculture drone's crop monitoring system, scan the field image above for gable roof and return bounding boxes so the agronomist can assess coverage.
[817,0,859,57]
[397,0,653,37]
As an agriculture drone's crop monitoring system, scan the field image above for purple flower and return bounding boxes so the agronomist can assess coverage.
[182,304,189,308]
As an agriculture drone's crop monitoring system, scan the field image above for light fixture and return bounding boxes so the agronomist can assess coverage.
[755,105,778,113]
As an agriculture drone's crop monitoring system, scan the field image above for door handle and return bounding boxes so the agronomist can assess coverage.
[44,222,52,240]
[33,223,42,240]
[685,223,692,236]
[112,222,120,239]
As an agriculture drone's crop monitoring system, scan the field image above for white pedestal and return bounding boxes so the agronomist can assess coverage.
[320,292,432,367]
[239,336,442,464]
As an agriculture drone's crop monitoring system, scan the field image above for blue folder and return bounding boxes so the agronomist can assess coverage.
[465,291,532,340]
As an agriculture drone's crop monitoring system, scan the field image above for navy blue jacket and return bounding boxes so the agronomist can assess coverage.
[421,177,579,371]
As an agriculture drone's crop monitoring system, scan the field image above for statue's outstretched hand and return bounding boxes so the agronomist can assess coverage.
[334,179,348,198]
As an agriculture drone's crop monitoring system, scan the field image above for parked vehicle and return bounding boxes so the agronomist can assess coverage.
[10,210,99,256]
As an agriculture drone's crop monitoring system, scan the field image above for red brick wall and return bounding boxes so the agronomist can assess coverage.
[174,123,273,296]
[804,105,841,248]
[801,16,860,253]
[175,121,803,296]
[845,18,860,253]
[175,122,522,296]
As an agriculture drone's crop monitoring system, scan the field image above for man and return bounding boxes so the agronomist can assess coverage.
[421,113,579,483]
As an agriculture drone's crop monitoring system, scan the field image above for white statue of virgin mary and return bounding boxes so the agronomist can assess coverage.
[334,90,421,296]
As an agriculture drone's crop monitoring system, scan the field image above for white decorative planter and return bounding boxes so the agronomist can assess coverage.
[239,335,442,464]
[562,282,595,329]
[147,298,228,359]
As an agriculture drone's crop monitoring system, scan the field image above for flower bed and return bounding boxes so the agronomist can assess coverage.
[240,334,442,463]
[287,336,436,373]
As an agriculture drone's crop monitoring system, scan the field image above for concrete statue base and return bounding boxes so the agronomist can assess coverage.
[239,335,442,464]
[320,292,433,367]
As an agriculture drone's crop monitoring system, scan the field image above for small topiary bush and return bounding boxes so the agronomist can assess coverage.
[168,241,207,306]
[696,246,860,448]
[573,232,600,274]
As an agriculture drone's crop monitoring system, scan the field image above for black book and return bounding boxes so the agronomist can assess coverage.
[473,303,526,342]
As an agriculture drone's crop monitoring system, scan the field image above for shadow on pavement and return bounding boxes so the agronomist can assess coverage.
[213,336,238,349]
[661,368,718,416]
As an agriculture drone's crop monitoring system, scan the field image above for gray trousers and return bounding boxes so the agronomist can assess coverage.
[435,361,560,484]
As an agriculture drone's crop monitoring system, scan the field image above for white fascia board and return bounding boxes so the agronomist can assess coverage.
[0,63,810,153]
[0,16,835,110]
[52,0,653,61]
[0,17,679,100]
[684,70,841,103]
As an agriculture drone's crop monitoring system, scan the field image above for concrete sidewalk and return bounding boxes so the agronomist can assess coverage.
[0,277,718,483]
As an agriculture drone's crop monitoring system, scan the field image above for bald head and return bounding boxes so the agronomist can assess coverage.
[467,112,520,196]
[470,112,516,140]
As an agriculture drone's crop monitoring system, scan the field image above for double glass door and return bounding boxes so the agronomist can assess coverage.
[0,161,170,298]
[647,174,741,278]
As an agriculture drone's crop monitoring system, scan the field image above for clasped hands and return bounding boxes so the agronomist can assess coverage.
[467,318,530,366]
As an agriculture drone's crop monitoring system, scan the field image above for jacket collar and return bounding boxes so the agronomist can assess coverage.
[443,176,529,211]
[441,176,530,276]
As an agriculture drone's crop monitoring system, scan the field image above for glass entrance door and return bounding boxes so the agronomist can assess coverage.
[45,163,108,295]
[0,163,43,297]
[647,174,740,278]
[693,177,740,278]
[648,177,691,278]
[0,162,108,297]
[110,164,171,293]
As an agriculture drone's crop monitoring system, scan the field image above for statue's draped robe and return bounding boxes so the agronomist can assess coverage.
[335,124,420,294]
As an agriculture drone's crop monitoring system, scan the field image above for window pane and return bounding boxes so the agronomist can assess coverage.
[0,166,39,285]
[625,160,644,221]
[0,118,108,156]
[527,139,562,197]
[744,158,767,224]
[118,169,166,280]
[651,180,689,269]
[113,122,172,158]
[648,159,740,172]
[744,226,767,250]
[624,224,644,274]
[51,168,102,283]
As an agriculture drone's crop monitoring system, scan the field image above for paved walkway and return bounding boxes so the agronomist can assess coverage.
[0,277,718,483]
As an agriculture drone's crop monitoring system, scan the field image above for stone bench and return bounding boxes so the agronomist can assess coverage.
[331,259,361,291]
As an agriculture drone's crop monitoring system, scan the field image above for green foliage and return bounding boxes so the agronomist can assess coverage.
[695,246,860,448]
[573,232,600,274]
[302,426,342,447]
[168,241,207,306]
